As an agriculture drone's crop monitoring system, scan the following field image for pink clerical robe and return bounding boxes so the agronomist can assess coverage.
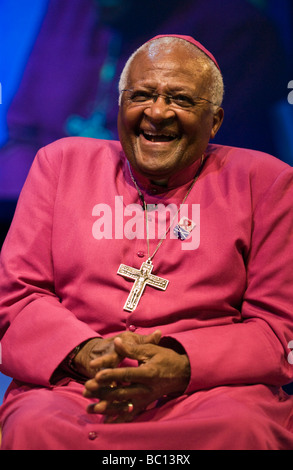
[1,137,293,450]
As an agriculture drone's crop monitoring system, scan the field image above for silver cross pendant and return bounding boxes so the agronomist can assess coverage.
[117,259,169,312]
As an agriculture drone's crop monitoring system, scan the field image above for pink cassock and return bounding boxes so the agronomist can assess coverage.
[1,137,293,449]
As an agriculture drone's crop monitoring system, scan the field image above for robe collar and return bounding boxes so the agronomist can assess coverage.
[123,154,204,195]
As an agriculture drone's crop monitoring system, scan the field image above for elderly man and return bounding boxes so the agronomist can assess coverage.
[0,35,293,450]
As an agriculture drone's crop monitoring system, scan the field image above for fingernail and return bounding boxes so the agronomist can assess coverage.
[87,403,97,414]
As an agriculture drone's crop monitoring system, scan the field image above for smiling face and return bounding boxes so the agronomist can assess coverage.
[118,41,224,184]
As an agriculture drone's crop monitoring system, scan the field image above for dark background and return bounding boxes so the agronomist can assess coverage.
[0,0,293,400]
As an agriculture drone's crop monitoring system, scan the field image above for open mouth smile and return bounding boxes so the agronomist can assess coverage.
[140,131,178,143]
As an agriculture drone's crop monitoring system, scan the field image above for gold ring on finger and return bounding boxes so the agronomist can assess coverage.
[127,402,134,413]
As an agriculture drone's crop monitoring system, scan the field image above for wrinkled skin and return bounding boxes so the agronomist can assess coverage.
[118,41,223,184]
[75,331,190,423]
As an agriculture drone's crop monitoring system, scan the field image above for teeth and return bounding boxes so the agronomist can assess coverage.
[142,132,176,142]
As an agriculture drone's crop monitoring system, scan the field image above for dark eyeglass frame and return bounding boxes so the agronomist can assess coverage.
[120,88,220,109]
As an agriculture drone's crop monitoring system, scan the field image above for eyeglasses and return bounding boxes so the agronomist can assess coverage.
[120,88,219,109]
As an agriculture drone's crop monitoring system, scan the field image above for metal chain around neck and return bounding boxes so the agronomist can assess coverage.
[127,156,205,263]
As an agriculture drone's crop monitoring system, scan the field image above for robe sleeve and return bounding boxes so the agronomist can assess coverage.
[0,146,98,386]
[167,167,293,393]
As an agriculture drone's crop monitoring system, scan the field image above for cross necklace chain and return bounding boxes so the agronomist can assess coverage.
[117,157,204,312]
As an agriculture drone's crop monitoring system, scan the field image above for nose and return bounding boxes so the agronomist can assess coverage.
[143,95,175,122]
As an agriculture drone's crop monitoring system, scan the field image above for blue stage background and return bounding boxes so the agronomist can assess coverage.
[1,0,293,402]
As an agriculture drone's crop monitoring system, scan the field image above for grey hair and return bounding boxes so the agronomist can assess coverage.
[118,36,224,107]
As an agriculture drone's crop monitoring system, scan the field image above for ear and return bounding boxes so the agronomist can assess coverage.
[210,107,224,139]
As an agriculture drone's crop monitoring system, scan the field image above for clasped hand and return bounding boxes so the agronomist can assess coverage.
[74,330,190,423]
